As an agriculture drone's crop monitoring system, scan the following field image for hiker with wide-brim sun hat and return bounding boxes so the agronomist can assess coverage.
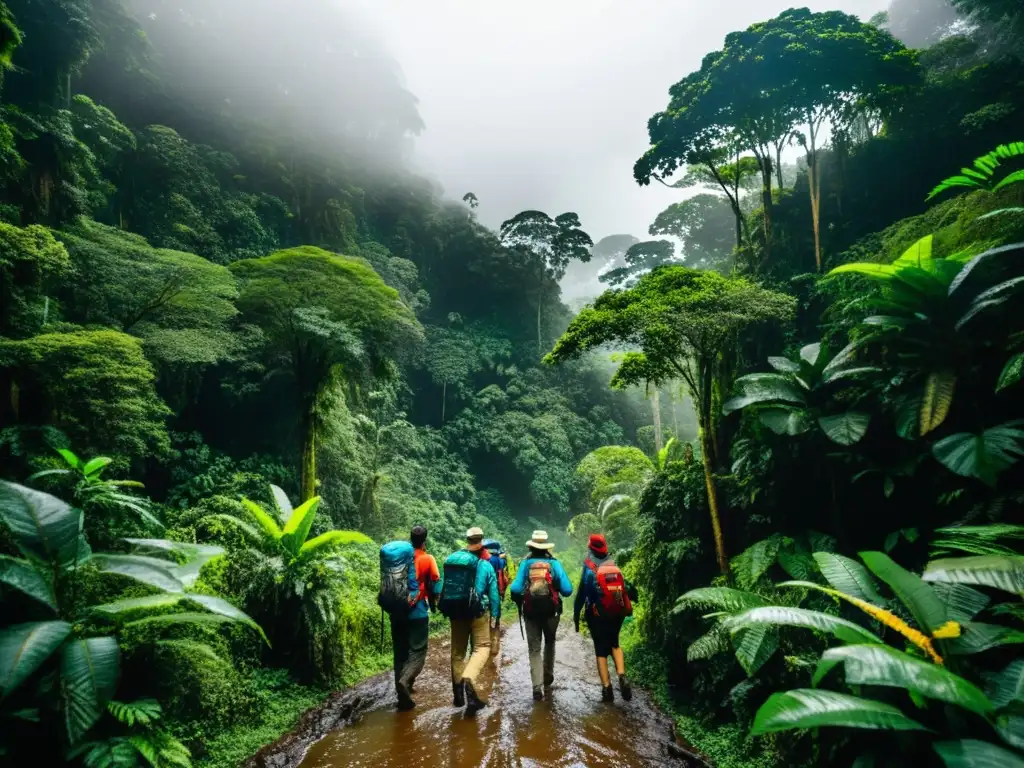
[574,533,638,703]
[509,530,573,701]
[437,526,499,715]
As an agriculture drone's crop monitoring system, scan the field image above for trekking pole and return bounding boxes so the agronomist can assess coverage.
[517,603,524,640]
[379,607,384,655]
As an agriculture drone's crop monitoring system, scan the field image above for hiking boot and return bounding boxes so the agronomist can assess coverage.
[396,681,415,711]
[601,685,614,703]
[619,675,633,702]
[452,681,465,708]
[532,686,544,701]
[464,679,487,716]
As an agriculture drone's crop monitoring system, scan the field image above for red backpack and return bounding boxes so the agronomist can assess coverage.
[585,557,633,618]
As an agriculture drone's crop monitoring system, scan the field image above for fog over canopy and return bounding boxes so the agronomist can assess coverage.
[350,0,888,244]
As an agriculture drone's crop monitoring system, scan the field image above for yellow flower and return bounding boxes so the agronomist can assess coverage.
[824,588,946,664]
[932,621,962,640]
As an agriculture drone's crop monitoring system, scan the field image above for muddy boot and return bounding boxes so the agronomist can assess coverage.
[452,681,465,708]
[532,686,544,701]
[601,685,614,703]
[618,675,633,702]
[396,681,415,711]
[464,679,487,716]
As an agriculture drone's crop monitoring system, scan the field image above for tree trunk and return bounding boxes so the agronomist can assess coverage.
[652,388,663,455]
[700,424,728,574]
[300,409,317,502]
[775,145,784,190]
[807,117,823,271]
[756,153,774,266]
[672,389,680,439]
[441,381,446,424]
[536,295,542,357]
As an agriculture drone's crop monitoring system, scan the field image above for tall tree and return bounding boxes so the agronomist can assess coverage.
[230,246,423,501]
[545,267,794,573]
[649,194,737,271]
[499,210,593,354]
[754,9,917,270]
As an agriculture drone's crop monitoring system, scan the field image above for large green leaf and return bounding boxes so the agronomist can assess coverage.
[687,624,730,661]
[933,740,1024,768]
[733,624,779,677]
[949,243,1024,295]
[814,645,993,715]
[920,371,956,436]
[93,594,186,616]
[924,556,1024,595]
[0,621,72,697]
[723,606,882,645]
[732,536,782,590]
[269,484,293,524]
[675,587,769,615]
[723,373,806,414]
[892,234,934,268]
[280,496,321,556]
[928,583,991,623]
[185,595,269,645]
[997,353,1024,393]
[751,689,928,735]
[298,529,372,558]
[91,555,183,593]
[818,412,871,446]
[814,553,885,604]
[124,539,224,587]
[947,622,1024,656]
[989,660,1024,709]
[759,406,814,436]
[241,498,283,540]
[81,457,112,478]
[124,613,240,633]
[860,551,948,634]
[60,638,120,744]
[0,555,56,611]
[0,482,82,566]
[933,425,1024,486]
[829,262,897,280]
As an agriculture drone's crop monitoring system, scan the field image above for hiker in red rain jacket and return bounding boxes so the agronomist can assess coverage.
[573,533,637,703]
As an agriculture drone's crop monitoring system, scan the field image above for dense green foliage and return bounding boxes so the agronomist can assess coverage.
[1,0,1023,766]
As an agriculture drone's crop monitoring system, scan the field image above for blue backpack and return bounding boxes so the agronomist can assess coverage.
[378,541,417,615]
[439,550,485,620]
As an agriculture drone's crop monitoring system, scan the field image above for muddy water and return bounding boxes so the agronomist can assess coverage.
[297,620,684,768]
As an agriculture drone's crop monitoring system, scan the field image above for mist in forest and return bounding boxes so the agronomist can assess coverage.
[346,0,889,242]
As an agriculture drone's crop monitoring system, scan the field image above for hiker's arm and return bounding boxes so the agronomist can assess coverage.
[428,556,441,610]
[509,560,526,596]
[556,562,573,597]
[573,568,586,626]
[488,569,500,619]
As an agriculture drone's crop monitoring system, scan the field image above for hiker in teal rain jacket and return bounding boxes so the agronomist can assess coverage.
[510,530,573,700]
[440,527,501,715]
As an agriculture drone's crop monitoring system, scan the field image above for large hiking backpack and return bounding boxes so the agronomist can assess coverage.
[378,541,416,615]
[585,557,633,619]
[439,550,484,620]
[522,559,559,619]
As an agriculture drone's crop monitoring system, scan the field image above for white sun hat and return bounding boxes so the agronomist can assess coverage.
[526,530,555,550]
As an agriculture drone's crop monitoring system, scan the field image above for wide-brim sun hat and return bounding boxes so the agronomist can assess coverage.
[526,529,555,550]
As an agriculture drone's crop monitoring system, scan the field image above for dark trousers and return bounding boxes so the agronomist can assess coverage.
[390,616,429,691]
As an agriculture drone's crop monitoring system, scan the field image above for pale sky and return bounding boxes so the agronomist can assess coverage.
[348,0,889,243]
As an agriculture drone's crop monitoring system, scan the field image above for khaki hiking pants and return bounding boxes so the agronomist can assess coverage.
[451,614,491,689]
[490,623,502,662]
[525,614,559,689]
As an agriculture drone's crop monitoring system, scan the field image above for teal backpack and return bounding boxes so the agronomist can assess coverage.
[439,550,485,620]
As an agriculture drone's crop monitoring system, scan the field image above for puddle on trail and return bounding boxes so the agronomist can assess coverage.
[298,620,677,768]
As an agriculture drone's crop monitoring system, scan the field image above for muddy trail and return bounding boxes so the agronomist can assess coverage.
[250,620,706,768]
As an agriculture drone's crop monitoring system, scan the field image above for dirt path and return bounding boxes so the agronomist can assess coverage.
[281,619,692,768]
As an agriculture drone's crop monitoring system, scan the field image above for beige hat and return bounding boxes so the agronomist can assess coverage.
[466,526,485,551]
[526,530,555,551]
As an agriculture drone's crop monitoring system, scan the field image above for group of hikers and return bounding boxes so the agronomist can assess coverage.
[378,525,637,716]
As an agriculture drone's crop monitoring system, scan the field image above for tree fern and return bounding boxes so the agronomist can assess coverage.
[108,699,161,728]
[927,142,1024,200]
